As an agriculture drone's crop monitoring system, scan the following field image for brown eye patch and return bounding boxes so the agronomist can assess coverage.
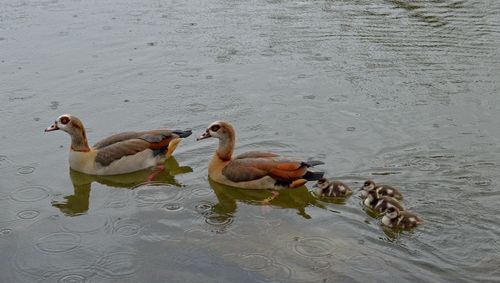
[210,125,220,132]
[60,116,70,125]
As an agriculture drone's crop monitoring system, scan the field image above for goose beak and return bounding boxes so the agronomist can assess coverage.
[196,130,211,141]
[45,122,59,132]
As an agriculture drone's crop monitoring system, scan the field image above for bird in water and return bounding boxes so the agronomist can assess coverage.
[45,114,191,180]
[197,120,324,190]
[314,178,353,198]
[381,206,423,229]
[360,180,403,200]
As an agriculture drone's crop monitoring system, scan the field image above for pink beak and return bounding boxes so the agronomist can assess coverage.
[196,130,211,141]
[45,122,59,132]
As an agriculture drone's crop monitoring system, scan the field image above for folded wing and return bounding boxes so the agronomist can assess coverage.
[94,130,179,166]
[222,151,310,182]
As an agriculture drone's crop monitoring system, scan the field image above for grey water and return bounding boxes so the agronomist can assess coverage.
[1,0,499,282]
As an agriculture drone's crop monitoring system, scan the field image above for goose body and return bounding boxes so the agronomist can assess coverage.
[382,206,423,229]
[45,114,191,175]
[360,180,403,200]
[197,121,324,190]
[314,178,353,197]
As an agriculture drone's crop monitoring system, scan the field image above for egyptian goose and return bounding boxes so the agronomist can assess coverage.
[363,189,404,214]
[381,206,423,229]
[314,178,353,198]
[197,121,324,190]
[360,180,403,200]
[45,114,191,176]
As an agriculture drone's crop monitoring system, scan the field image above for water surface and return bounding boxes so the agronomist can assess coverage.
[1,0,500,282]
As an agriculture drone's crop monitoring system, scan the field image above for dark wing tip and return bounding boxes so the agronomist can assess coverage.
[173,129,192,138]
[301,160,324,167]
[303,171,325,181]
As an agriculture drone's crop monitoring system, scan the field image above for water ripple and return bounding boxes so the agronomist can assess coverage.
[10,186,50,202]
[292,236,335,258]
[133,184,184,205]
[61,214,110,233]
[94,251,138,279]
[205,214,234,227]
[35,233,81,253]
[345,254,388,273]
[409,157,441,171]
[239,253,273,271]
[161,202,184,212]
[39,269,96,283]
[17,166,35,175]
[0,192,10,200]
[113,219,142,237]
[0,228,13,238]
[0,155,13,168]
[16,210,40,220]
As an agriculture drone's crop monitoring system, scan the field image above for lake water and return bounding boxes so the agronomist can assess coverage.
[1,0,499,282]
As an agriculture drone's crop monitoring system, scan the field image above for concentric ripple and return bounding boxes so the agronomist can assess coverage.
[409,158,440,171]
[35,233,81,253]
[58,274,88,283]
[190,187,212,197]
[247,261,293,282]
[0,155,12,168]
[161,202,183,212]
[17,166,35,175]
[10,186,50,202]
[39,269,95,283]
[346,255,388,273]
[95,252,138,279]
[113,219,142,237]
[0,228,13,238]
[133,185,184,205]
[194,201,213,215]
[205,214,234,227]
[292,237,335,258]
[16,210,40,220]
[239,253,273,271]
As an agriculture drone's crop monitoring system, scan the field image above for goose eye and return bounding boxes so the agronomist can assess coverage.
[60,116,70,125]
[210,125,220,132]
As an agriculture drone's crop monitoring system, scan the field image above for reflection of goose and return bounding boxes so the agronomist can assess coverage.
[45,114,191,176]
[206,179,325,220]
[52,157,192,216]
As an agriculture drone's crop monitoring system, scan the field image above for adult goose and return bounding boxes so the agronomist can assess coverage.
[45,114,191,176]
[197,121,324,190]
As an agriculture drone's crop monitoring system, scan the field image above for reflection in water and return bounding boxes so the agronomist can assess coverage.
[205,179,325,223]
[52,157,192,216]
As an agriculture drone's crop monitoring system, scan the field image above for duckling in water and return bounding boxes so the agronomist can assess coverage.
[363,189,404,214]
[360,180,403,200]
[381,206,423,229]
[314,178,353,197]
